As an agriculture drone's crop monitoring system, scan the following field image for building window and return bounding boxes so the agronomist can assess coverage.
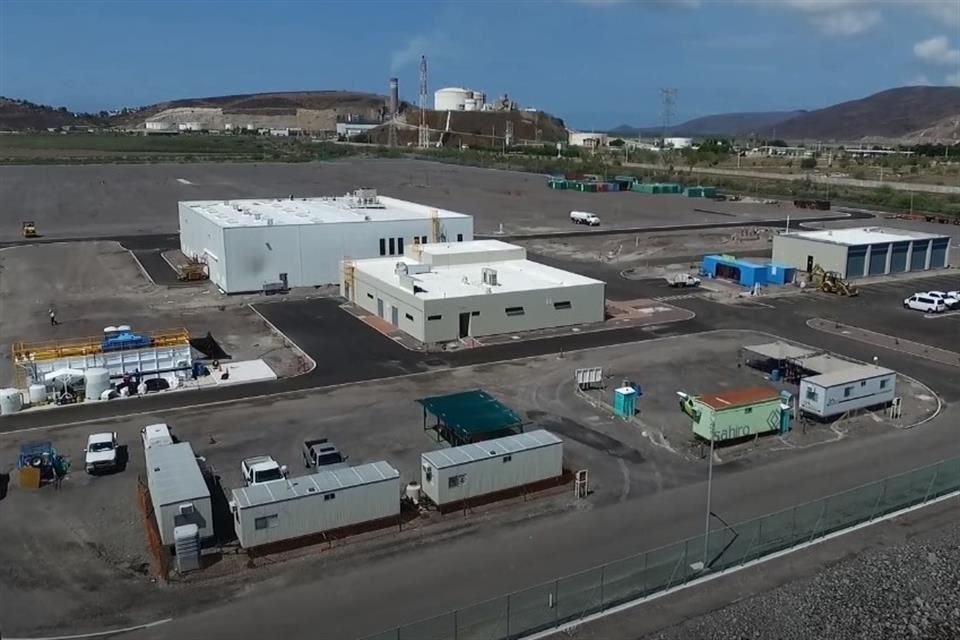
[844,386,852,398]
[806,388,818,401]
[744,407,752,414]
[367,293,374,300]
[502,455,512,463]
[448,474,466,489]
[324,493,336,501]
[553,301,572,310]
[405,313,414,321]
[413,237,420,245]
[389,238,396,255]
[457,233,463,242]
[860,380,866,387]
[505,306,525,316]
[471,311,480,316]
[880,379,887,389]
[379,238,386,256]
[254,514,279,530]
[427,314,442,321]
[421,235,428,244]
[397,237,404,255]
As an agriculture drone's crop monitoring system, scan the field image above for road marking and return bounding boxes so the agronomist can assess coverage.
[522,491,960,640]
[176,178,193,185]
[6,617,172,640]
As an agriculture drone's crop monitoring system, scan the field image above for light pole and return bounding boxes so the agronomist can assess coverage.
[703,418,716,565]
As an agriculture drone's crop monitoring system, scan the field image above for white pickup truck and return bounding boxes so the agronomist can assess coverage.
[241,455,288,486]
[570,211,600,226]
[665,273,702,288]
[85,432,119,474]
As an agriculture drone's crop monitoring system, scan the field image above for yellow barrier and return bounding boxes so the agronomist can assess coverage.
[12,328,191,363]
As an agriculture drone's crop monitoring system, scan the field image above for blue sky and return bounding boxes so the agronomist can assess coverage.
[1,0,958,129]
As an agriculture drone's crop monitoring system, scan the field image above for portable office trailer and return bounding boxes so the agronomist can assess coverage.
[799,365,896,419]
[230,461,400,549]
[420,430,563,507]
[145,442,213,546]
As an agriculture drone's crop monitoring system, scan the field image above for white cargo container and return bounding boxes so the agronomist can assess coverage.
[799,364,896,419]
[420,430,563,508]
[145,442,213,546]
[230,461,400,549]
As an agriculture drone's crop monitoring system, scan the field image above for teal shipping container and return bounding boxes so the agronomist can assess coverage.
[613,386,637,417]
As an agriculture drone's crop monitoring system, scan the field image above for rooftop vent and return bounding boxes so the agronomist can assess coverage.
[482,268,499,286]
[347,188,385,209]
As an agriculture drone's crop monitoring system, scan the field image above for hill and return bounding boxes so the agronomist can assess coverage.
[767,86,960,141]
[0,97,107,130]
[611,111,801,138]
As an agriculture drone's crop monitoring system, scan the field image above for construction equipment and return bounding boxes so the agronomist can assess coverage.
[811,264,858,296]
[21,221,38,238]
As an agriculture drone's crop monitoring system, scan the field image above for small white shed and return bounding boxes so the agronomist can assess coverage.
[420,430,563,508]
[145,441,213,546]
[230,461,400,549]
[799,364,896,419]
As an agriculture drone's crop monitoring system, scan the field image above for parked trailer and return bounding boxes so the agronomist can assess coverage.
[145,441,213,546]
[230,461,399,549]
[420,430,563,508]
[799,365,896,420]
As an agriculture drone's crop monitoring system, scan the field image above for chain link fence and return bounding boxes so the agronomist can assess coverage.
[361,456,960,640]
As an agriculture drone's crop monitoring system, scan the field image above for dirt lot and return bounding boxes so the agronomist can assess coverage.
[0,159,834,243]
[0,241,304,386]
[0,330,940,636]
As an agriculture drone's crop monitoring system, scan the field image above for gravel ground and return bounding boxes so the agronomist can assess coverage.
[648,521,960,640]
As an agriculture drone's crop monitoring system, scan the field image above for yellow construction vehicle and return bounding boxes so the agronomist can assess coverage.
[21,221,38,238]
[811,264,858,296]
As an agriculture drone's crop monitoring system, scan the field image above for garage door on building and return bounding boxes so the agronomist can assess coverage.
[890,242,909,273]
[845,246,867,278]
[868,243,889,275]
[930,238,949,268]
[910,240,930,271]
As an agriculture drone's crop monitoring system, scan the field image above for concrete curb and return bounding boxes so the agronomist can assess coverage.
[6,617,172,640]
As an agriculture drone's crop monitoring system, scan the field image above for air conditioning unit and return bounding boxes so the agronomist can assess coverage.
[482,268,499,286]
[178,503,195,516]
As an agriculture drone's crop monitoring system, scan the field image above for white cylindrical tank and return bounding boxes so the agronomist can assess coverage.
[405,481,421,505]
[104,326,118,334]
[0,388,23,415]
[85,368,111,402]
[28,383,47,406]
[434,87,471,111]
[117,325,131,332]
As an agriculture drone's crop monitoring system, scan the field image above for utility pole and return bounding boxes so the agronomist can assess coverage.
[703,419,716,567]
[418,56,429,148]
[659,88,677,145]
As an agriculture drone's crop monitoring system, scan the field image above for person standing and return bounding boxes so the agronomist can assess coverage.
[49,308,58,326]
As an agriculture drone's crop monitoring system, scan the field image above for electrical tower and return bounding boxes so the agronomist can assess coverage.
[659,87,677,142]
[418,55,429,148]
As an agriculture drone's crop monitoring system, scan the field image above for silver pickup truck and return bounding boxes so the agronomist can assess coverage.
[301,438,349,471]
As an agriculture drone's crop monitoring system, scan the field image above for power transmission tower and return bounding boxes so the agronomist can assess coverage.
[659,88,677,142]
[418,56,429,148]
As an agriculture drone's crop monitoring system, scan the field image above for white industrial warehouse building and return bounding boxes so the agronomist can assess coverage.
[179,190,474,293]
[772,227,951,279]
[341,240,606,344]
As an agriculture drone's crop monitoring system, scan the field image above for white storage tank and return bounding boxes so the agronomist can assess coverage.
[420,430,563,509]
[434,87,471,111]
[28,383,47,406]
[85,368,111,402]
[0,388,23,415]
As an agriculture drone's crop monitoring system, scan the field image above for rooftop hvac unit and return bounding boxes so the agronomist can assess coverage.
[482,268,499,286]
[178,503,195,516]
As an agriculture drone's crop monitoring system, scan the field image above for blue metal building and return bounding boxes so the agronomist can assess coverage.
[702,255,796,287]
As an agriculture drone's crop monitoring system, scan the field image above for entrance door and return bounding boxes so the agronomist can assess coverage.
[391,306,399,326]
[376,298,384,318]
[458,312,470,338]
[806,255,814,273]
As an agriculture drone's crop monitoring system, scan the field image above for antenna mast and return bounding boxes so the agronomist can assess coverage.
[418,55,429,148]
[659,87,677,142]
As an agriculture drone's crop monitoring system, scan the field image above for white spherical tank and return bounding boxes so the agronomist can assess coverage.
[28,383,47,406]
[434,87,470,111]
[0,388,23,415]
[85,368,111,402]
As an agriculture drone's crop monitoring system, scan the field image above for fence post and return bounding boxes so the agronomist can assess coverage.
[924,465,939,503]
[600,564,606,609]
[811,497,828,542]
[790,505,797,543]
[871,478,887,520]
[454,609,458,640]
[506,594,511,639]
[554,579,560,624]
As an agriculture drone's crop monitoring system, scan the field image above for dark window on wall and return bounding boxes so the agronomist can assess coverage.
[366,293,374,300]
[389,238,396,255]
[379,238,386,256]
[505,307,525,316]
[405,313,414,321]
[397,237,404,255]
[457,233,463,242]
[553,301,572,310]
[471,311,480,316]
[421,235,428,244]
[427,314,442,321]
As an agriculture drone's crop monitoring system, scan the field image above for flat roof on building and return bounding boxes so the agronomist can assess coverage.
[181,192,469,229]
[232,461,399,509]
[422,429,562,470]
[145,442,210,506]
[355,241,603,300]
[743,342,820,361]
[796,353,861,375]
[782,226,947,246]
[803,364,895,388]
[697,387,781,411]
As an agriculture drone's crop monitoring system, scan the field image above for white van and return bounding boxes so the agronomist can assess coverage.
[141,423,175,449]
[903,294,945,313]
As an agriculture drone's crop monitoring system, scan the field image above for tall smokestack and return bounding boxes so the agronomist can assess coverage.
[389,77,399,117]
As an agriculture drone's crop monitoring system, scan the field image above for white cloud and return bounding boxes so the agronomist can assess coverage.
[389,32,457,73]
[947,71,960,86]
[914,0,960,27]
[914,35,960,65]
[810,9,881,35]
